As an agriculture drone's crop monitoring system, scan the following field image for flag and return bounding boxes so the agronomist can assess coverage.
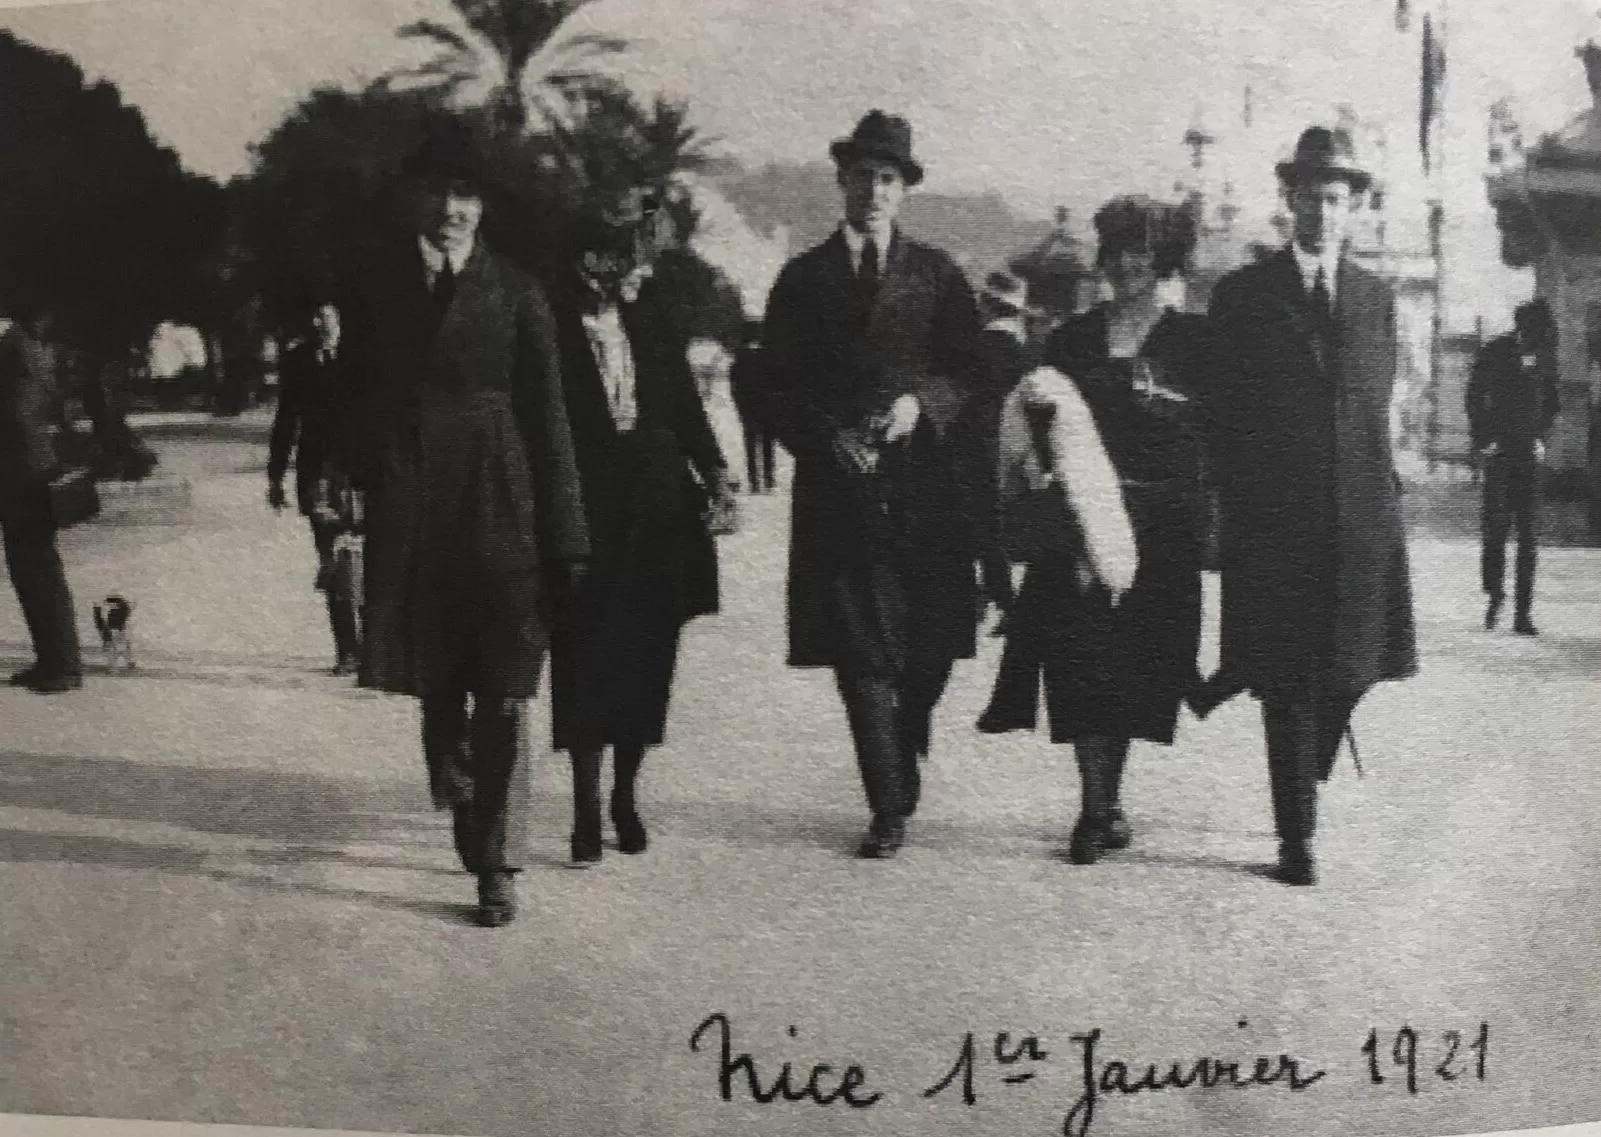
[1420,13,1446,173]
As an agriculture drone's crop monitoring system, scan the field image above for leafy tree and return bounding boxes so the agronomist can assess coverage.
[0,31,225,477]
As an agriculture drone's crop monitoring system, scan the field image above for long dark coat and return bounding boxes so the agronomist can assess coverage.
[0,325,60,525]
[338,240,589,701]
[763,229,982,674]
[1205,249,1417,700]
[546,275,724,751]
[981,307,1207,744]
[268,340,350,516]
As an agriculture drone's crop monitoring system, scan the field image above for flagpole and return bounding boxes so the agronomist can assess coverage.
[1425,0,1448,473]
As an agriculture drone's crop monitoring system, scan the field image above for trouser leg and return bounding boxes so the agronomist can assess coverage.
[897,656,953,761]
[1480,460,1510,600]
[1262,698,1320,846]
[1511,464,1539,620]
[760,433,777,491]
[2,515,81,676]
[421,690,475,871]
[462,695,528,872]
[834,667,908,819]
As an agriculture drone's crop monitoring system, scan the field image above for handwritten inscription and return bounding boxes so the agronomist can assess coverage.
[687,1013,1490,1136]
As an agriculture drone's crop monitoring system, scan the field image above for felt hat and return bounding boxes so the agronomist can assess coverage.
[830,110,924,186]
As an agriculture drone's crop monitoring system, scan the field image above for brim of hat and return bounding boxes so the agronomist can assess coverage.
[1275,161,1372,191]
[830,139,924,185]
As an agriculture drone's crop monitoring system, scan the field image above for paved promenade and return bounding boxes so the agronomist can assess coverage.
[1,435,1598,1137]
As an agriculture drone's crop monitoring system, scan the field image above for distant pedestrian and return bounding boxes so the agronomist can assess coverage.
[0,310,84,694]
[338,125,590,928]
[959,271,1036,626]
[267,301,360,674]
[729,321,779,493]
[1467,298,1560,635]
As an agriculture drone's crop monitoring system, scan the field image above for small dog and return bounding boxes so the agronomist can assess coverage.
[92,595,136,671]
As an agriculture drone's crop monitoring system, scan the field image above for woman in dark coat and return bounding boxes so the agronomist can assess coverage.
[980,196,1211,865]
[548,206,733,866]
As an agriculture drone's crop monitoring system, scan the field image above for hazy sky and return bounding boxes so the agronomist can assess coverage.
[4,0,1600,323]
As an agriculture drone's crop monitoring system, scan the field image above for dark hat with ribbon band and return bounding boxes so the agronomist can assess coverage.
[830,110,924,186]
[1275,126,1373,192]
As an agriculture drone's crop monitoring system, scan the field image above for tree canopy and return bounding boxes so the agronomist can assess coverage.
[0,31,226,354]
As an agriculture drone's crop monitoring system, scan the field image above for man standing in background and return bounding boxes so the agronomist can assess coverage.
[0,307,83,694]
[268,300,360,674]
[1467,298,1561,636]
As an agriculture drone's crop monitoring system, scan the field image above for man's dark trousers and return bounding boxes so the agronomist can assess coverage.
[421,658,531,875]
[1,491,81,678]
[1481,454,1540,619]
[833,657,952,820]
[1260,689,1360,847]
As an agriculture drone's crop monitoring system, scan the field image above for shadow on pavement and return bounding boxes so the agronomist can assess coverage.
[0,751,483,921]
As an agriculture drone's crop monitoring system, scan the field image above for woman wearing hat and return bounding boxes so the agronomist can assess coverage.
[979,194,1212,865]
[545,199,734,866]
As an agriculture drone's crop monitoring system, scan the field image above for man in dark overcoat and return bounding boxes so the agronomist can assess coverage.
[1204,126,1417,887]
[960,271,1036,626]
[338,126,590,927]
[729,320,779,494]
[268,301,360,673]
[0,310,83,693]
[763,110,982,859]
[1466,298,1560,635]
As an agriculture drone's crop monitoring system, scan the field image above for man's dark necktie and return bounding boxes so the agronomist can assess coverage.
[858,238,880,311]
[434,259,457,316]
[1311,266,1338,362]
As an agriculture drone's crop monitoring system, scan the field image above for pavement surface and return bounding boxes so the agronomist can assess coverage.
[1,435,1599,1137]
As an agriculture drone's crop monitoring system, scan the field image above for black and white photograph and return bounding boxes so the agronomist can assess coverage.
[0,0,1598,1135]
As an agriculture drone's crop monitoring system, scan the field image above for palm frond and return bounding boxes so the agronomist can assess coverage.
[397,19,475,55]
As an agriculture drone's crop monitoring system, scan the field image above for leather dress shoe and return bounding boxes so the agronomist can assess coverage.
[1271,841,1317,887]
[7,666,41,687]
[474,871,517,927]
[26,672,83,694]
[1513,616,1538,636]
[856,816,905,859]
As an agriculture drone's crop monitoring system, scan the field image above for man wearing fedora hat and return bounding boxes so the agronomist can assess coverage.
[1203,125,1418,886]
[965,270,1038,625]
[336,122,590,926]
[763,110,983,859]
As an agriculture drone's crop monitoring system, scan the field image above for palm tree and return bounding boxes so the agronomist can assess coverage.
[391,0,627,136]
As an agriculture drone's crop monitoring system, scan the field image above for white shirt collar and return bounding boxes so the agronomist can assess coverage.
[840,222,892,274]
[986,316,1027,344]
[1289,243,1340,299]
[419,235,474,278]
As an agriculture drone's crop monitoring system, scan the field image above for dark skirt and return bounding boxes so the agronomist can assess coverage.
[549,427,702,751]
[982,482,1203,744]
